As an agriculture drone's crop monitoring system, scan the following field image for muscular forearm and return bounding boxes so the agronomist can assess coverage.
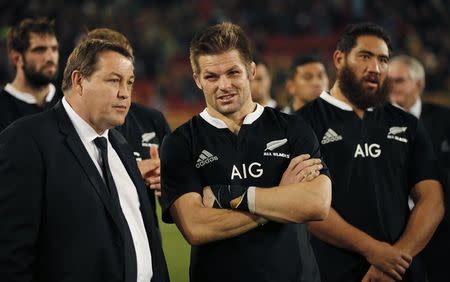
[395,180,444,256]
[254,175,331,223]
[171,193,263,245]
[307,207,377,256]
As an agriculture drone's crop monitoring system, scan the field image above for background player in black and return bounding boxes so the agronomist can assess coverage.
[82,28,171,226]
[0,17,61,132]
[388,55,450,281]
[284,55,329,113]
[161,22,331,282]
[298,23,444,282]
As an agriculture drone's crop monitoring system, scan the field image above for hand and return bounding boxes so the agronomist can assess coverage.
[279,154,323,185]
[361,265,395,282]
[364,241,412,281]
[137,146,161,197]
[202,184,249,210]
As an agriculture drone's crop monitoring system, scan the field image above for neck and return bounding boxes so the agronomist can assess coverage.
[330,82,364,118]
[11,75,50,106]
[257,96,271,107]
[292,98,306,112]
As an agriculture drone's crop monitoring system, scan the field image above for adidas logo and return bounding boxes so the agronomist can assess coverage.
[196,150,219,168]
[321,128,343,145]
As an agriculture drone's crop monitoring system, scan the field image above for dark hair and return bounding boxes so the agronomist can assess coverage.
[7,17,56,54]
[287,55,323,78]
[61,39,133,91]
[83,28,134,56]
[190,22,252,74]
[336,22,392,54]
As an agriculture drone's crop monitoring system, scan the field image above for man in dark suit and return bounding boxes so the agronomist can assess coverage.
[0,38,169,281]
[389,55,450,282]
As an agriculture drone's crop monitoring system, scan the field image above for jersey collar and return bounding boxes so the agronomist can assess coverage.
[5,83,56,105]
[320,91,374,112]
[200,103,264,129]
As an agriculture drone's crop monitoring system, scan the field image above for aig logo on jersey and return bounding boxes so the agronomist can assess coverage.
[354,143,381,158]
[231,163,263,180]
[387,126,408,143]
[263,138,290,158]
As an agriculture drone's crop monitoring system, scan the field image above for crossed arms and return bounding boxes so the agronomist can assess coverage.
[169,154,331,245]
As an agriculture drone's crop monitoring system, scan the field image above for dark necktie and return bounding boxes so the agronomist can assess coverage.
[93,136,137,281]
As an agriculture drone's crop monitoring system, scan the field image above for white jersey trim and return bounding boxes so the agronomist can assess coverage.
[320,91,353,111]
[5,83,56,105]
[320,91,375,112]
[200,103,264,129]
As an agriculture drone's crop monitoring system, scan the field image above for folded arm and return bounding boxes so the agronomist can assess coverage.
[170,192,264,246]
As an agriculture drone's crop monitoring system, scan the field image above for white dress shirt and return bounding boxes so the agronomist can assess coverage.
[62,97,153,282]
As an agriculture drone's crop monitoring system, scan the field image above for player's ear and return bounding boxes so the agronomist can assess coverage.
[9,50,22,68]
[248,61,256,80]
[333,50,345,71]
[193,73,202,90]
[285,79,295,97]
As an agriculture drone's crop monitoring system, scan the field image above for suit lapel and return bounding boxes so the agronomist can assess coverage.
[53,102,124,236]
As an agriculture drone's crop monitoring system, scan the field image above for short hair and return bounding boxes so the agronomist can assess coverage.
[390,55,425,89]
[83,28,133,56]
[336,22,392,55]
[61,39,133,91]
[189,22,252,74]
[287,55,323,78]
[7,17,56,54]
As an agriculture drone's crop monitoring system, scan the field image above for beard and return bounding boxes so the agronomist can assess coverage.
[22,58,58,88]
[338,64,391,109]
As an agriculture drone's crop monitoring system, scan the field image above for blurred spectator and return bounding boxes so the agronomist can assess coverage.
[285,55,329,113]
[388,55,450,282]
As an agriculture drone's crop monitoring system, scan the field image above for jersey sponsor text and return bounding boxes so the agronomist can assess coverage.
[231,162,263,180]
[354,143,381,158]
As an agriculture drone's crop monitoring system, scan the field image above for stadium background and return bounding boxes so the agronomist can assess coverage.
[0,1,448,281]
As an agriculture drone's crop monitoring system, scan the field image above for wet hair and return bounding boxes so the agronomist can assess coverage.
[190,22,252,74]
[336,22,392,54]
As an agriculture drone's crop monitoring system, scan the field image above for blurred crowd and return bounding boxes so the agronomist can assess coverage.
[0,0,448,126]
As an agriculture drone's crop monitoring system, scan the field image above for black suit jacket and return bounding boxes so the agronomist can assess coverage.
[0,101,169,282]
[420,102,450,282]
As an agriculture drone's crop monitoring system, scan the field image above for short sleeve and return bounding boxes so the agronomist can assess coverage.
[288,115,331,180]
[160,130,202,223]
[409,119,441,187]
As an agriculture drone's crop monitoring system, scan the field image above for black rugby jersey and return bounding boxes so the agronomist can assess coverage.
[0,84,62,132]
[116,102,170,227]
[298,92,440,282]
[117,102,170,161]
[161,104,329,282]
